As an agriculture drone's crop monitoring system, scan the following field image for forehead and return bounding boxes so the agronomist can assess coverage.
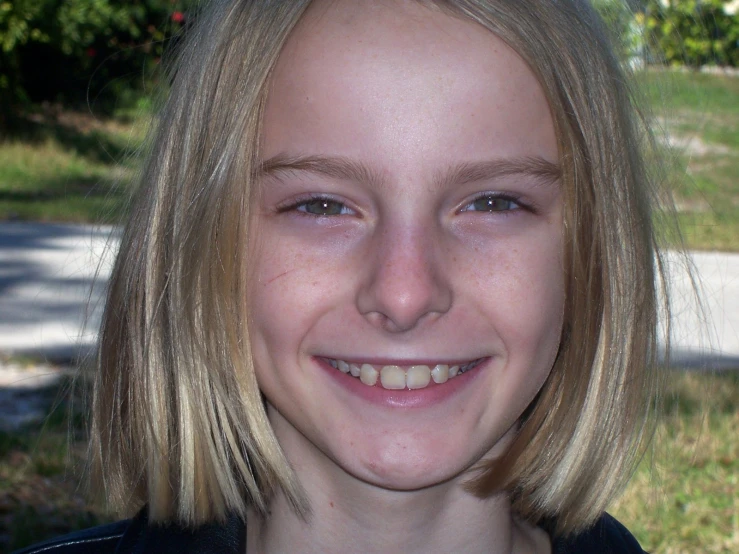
[263,0,557,169]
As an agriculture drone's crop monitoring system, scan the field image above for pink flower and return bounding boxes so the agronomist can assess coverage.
[171,11,185,24]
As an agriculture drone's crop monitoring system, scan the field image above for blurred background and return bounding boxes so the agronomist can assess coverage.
[0,0,737,552]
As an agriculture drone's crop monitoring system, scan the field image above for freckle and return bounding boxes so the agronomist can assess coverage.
[330,501,334,508]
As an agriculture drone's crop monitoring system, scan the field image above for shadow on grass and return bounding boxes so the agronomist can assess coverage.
[0,374,112,553]
[1,113,133,168]
[0,113,135,224]
[0,178,118,201]
[658,368,739,417]
[0,179,130,224]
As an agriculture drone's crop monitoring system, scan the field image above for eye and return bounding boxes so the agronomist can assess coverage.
[460,194,521,213]
[278,195,353,216]
[300,198,347,216]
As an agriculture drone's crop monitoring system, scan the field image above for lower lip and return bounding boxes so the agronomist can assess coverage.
[316,358,487,409]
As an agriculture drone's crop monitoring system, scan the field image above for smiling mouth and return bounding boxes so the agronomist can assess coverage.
[324,358,484,390]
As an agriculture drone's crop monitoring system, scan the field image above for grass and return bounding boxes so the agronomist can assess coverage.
[0,369,736,552]
[636,70,739,251]
[0,375,111,553]
[611,370,739,554]
[0,109,147,224]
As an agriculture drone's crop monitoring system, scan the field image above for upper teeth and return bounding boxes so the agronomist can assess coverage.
[327,359,479,390]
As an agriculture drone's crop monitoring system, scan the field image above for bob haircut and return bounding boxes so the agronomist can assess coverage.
[92,0,669,536]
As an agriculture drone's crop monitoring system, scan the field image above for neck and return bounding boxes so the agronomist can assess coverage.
[247,473,550,554]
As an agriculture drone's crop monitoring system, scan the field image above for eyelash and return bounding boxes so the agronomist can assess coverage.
[276,194,355,217]
[458,193,531,214]
[276,192,532,217]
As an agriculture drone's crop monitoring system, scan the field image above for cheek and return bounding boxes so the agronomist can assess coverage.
[248,237,354,358]
[249,248,314,344]
[248,247,320,399]
[468,233,565,358]
[251,223,361,287]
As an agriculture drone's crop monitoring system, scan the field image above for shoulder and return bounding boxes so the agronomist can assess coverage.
[551,513,647,554]
[11,520,131,554]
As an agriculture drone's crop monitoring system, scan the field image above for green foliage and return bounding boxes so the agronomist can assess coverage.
[592,0,646,64]
[593,0,739,68]
[0,0,191,126]
[0,1,47,53]
[644,0,739,67]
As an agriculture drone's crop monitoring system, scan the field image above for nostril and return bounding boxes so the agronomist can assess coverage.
[362,305,445,334]
[362,311,409,334]
[356,230,452,332]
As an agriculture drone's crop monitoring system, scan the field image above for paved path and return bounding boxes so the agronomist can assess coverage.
[0,222,117,361]
[0,221,738,368]
[663,250,739,369]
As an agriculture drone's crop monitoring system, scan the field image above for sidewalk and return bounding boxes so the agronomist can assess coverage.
[0,222,117,362]
[0,221,738,367]
[664,250,739,369]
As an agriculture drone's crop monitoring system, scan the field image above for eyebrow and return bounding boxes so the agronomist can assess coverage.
[436,157,561,189]
[259,154,561,189]
[260,154,385,189]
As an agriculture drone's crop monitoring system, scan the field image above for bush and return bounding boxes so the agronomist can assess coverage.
[644,0,739,67]
[0,0,191,127]
[593,0,646,65]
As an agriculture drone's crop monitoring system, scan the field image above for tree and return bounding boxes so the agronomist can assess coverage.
[0,0,190,128]
[644,0,739,67]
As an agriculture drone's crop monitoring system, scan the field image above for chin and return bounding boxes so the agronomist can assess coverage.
[343,432,508,493]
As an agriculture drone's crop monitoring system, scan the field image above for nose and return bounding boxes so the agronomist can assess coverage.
[356,223,452,333]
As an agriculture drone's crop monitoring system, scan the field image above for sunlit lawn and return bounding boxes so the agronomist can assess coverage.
[637,70,739,251]
[612,370,739,554]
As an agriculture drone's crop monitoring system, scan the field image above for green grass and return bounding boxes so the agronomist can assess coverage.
[636,70,739,251]
[638,71,739,115]
[612,370,739,554]
[0,376,111,553]
[0,110,147,223]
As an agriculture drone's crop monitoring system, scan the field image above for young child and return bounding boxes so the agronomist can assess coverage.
[17,0,667,552]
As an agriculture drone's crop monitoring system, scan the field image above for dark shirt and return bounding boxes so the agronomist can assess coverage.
[12,511,646,553]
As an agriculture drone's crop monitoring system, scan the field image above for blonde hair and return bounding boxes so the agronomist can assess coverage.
[92,0,669,536]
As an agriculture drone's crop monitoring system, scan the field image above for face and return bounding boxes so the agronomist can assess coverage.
[249,0,564,493]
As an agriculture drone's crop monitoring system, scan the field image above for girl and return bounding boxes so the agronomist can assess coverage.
[18,0,668,552]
